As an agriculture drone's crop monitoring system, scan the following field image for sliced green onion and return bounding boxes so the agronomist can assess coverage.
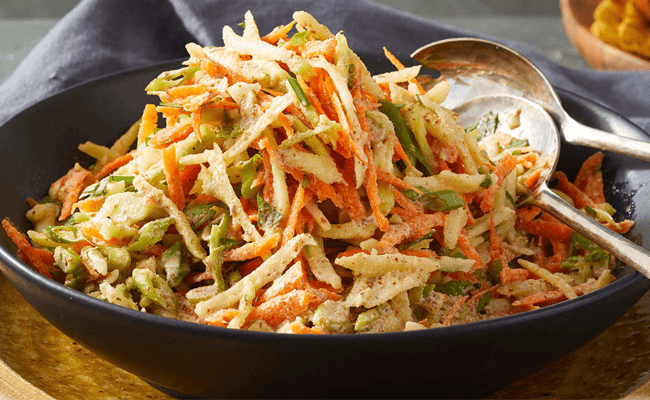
[420,190,465,212]
[489,259,503,285]
[145,66,201,92]
[184,203,218,230]
[53,247,82,275]
[507,138,529,148]
[434,280,472,296]
[505,191,517,206]
[127,217,174,252]
[480,174,492,189]
[132,268,176,311]
[378,99,433,175]
[477,291,492,313]
[43,226,85,244]
[241,154,263,199]
[288,76,311,108]
[289,31,311,46]
[161,242,190,287]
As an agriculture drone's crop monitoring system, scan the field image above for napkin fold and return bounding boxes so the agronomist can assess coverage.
[0,0,648,133]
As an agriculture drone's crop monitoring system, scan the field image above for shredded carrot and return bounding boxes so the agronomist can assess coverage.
[137,104,158,147]
[382,47,425,95]
[257,262,309,304]
[480,153,517,213]
[296,75,326,115]
[203,99,240,110]
[59,168,92,221]
[239,257,264,277]
[179,164,202,195]
[516,219,574,241]
[442,295,469,326]
[457,233,483,269]
[552,171,597,210]
[289,321,326,334]
[574,152,603,191]
[583,172,606,204]
[223,234,279,262]
[162,85,207,101]
[31,247,55,266]
[390,186,423,216]
[277,112,294,139]
[2,219,52,279]
[375,167,422,193]
[95,151,134,180]
[500,266,531,285]
[364,147,389,232]
[379,212,445,248]
[282,184,313,245]
[248,289,318,328]
[332,157,366,221]
[524,169,542,190]
[204,308,240,327]
[149,120,194,149]
[516,206,542,223]
[162,144,185,211]
[512,290,566,307]
[261,21,296,44]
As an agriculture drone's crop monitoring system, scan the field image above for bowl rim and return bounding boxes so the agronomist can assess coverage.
[0,58,648,343]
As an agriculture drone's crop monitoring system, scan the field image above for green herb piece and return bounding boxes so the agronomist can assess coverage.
[378,99,433,175]
[257,195,283,228]
[53,247,82,275]
[489,259,503,285]
[434,280,472,296]
[450,252,468,259]
[145,66,200,92]
[127,217,174,252]
[511,150,522,156]
[561,256,579,269]
[584,205,598,217]
[301,175,309,189]
[507,138,529,148]
[420,190,465,212]
[241,154,263,199]
[505,191,517,206]
[43,226,84,244]
[161,242,190,287]
[215,125,243,138]
[290,31,311,46]
[288,76,311,108]
[467,111,498,142]
[480,174,493,189]
[184,203,219,230]
[477,291,492,313]
[132,268,176,311]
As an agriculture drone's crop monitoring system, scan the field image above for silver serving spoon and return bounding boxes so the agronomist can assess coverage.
[412,38,650,162]
[453,94,650,279]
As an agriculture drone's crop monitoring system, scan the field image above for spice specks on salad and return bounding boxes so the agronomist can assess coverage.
[2,10,634,334]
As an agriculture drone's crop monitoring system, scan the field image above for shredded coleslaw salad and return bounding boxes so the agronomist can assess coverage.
[2,11,634,334]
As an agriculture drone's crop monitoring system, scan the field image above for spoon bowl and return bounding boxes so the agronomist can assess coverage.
[413,38,650,163]
[453,94,650,279]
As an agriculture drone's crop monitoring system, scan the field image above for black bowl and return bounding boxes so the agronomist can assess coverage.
[1,59,649,399]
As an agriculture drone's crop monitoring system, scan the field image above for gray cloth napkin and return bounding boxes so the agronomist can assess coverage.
[0,0,648,134]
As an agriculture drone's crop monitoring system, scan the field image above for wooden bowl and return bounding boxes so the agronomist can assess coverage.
[560,0,650,70]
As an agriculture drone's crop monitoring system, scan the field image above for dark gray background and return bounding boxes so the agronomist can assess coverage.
[0,0,586,86]
[0,0,561,18]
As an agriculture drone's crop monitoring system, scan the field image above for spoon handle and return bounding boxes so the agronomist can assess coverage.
[531,184,650,279]
[561,116,650,162]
